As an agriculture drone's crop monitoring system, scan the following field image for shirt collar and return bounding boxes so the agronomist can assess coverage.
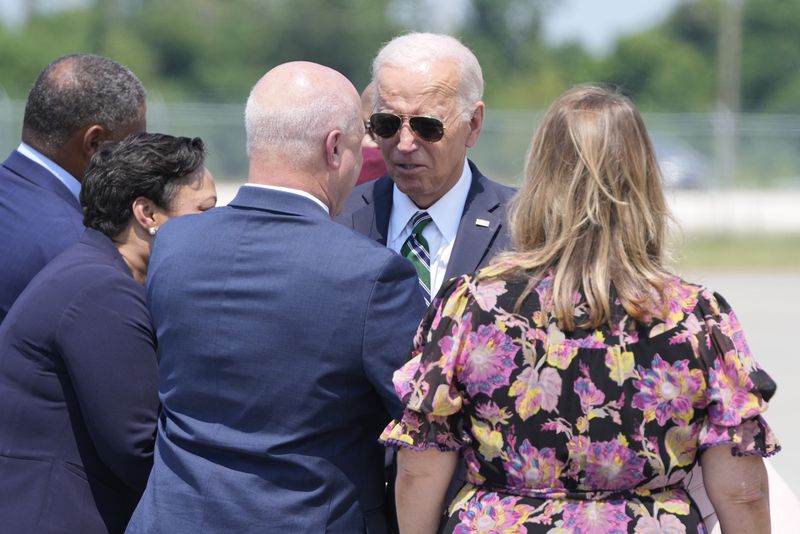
[390,157,472,242]
[17,142,81,201]
[243,183,330,214]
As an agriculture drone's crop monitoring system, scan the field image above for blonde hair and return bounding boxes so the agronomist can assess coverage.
[485,85,671,330]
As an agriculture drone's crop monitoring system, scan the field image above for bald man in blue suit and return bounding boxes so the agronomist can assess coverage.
[127,62,424,534]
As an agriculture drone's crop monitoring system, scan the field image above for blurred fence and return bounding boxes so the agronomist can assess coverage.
[2,97,800,188]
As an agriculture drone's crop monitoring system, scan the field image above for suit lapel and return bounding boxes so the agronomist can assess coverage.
[444,164,504,281]
[352,177,393,245]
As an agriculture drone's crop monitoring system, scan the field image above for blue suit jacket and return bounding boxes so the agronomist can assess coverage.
[0,228,158,533]
[127,186,425,534]
[337,160,515,283]
[0,150,85,323]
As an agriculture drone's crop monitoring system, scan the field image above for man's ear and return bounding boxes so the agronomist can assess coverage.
[81,124,108,159]
[325,129,343,170]
[465,101,485,148]
[131,196,158,233]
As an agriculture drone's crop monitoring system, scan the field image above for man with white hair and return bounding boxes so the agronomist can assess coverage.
[126,61,425,534]
[338,32,515,304]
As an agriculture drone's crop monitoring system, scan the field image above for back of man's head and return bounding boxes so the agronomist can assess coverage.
[22,54,146,154]
[244,61,362,172]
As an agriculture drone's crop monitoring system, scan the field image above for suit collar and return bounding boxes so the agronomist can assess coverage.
[3,150,81,212]
[17,143,81,201]
[444,160,506,280]
[352,175,393,244]
[349,161,505,269]
[241,183,329,214]
[228,184,330,220]
[388,157,472,245]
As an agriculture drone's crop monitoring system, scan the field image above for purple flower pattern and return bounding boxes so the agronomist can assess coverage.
[457,322,519,397]
[632,355,705,426]
[379,273,779,532]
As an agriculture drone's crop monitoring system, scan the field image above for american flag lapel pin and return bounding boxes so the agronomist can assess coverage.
[475,218,490,228]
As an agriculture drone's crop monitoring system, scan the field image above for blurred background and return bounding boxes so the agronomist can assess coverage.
[1,0,798,494]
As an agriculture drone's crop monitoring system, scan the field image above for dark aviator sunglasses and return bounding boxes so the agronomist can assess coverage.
[368,112,446,143]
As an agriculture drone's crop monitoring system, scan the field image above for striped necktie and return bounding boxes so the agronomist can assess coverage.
[400,211,433,304]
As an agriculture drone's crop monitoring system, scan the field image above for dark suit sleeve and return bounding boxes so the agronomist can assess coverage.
[362,254,427,421]
[55,274,158,492]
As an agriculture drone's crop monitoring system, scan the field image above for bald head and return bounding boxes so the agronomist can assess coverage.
[245,61,362,170]
[244,62,365,216]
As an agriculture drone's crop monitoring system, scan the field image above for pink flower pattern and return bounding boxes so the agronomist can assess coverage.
[632,355,705,426]
[560,500,631,533]
[380,273,779,532]
[503,439,565,490]
[453,491,532,533]
[635,513,688,533]
[583,438,646,489]
[574,362,606,413]
[707,349,762,426]
[456,322,519,397]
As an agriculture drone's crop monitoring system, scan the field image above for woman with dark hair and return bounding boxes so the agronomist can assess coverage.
[382,86,779,533]
[0,132,216,533]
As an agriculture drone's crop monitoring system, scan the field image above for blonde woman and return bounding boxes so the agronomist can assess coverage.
[381,85,779,533]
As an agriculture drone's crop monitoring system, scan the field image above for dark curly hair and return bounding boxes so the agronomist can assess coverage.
[81,132,206,238]
[23,54,146,152]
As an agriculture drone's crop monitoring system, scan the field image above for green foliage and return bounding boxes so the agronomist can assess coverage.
[0,10,93,96]
[652,0,800,112]
[0,0,798,112]
[0,0,399,101]
[662,0,720,51]
[741,0,800,112]
[597,32,715,111]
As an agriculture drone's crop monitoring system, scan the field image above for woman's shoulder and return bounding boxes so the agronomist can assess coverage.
[630,274,741,343]
[660,275,735,318]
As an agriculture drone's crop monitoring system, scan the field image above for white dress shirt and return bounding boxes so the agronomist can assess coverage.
[242,183,330,215]
[388,158,472,296]
[17,142,81,201]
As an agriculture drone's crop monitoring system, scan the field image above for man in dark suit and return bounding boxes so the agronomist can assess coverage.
[126,62,425,534]
[0,54,146,323]
[336,33,515,530]
[338,33,515,301]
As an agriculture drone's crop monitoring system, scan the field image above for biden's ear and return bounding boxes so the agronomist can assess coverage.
[465,102,484,149]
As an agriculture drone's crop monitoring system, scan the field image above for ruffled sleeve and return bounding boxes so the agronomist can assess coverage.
[380,275,474,451]
[696,290,780,457]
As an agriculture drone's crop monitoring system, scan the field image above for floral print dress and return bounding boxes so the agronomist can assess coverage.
[380,272,779,533]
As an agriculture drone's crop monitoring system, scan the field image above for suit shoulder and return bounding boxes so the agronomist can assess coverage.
[155,209,219,242]
[480,174,516,200]
[3,201,83,260]
[325,218,393,255]
[13,248,143,328]
[49,244,138,288]
[338,176,392,218]
[316,220,412,281]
